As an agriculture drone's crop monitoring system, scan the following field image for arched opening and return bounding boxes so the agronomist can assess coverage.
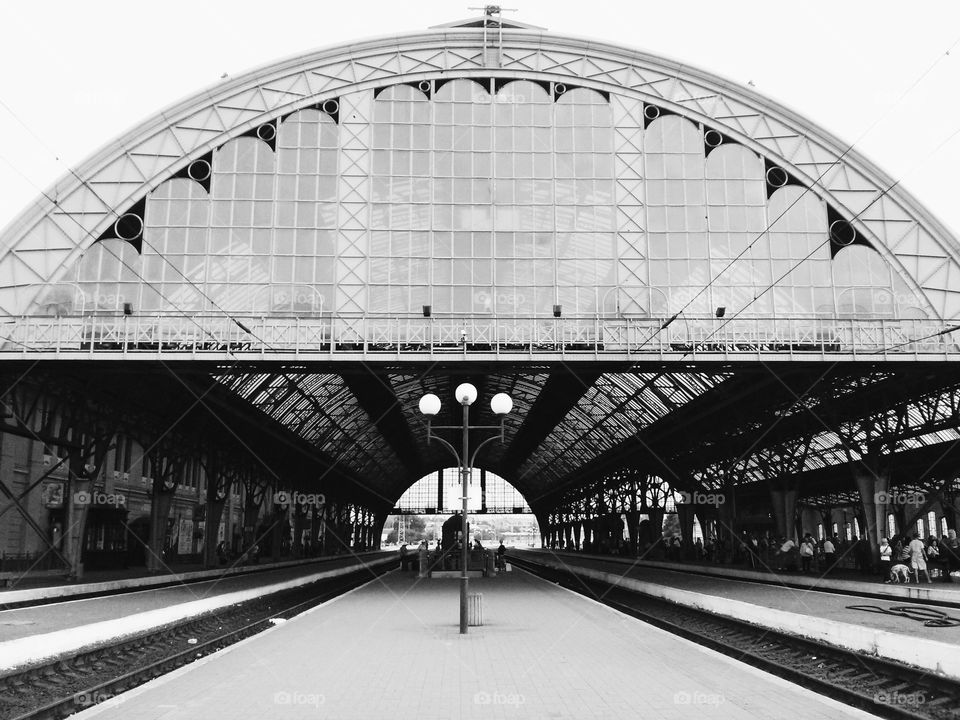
[383,467,540,548]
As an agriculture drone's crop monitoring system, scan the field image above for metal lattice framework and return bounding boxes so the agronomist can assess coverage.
[518,371,727,493]
[544,373,960,515]
[1,27,959,324]
[1,22,960,526]
[215,370,405,481]
[4,315,957,360]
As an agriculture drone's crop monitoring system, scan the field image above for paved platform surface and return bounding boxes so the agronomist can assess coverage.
[524,551,960,644]
[0,551,393,606]
[0,554,393,642]
[73,569,881,720]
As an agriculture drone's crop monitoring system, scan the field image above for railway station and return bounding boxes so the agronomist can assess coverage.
[1,7,960,719]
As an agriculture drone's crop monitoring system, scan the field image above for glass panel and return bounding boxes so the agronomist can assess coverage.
[65,79,926,333]
[645,116,709,315]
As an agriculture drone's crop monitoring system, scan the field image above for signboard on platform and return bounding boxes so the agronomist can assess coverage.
[177,518,193,554]
[41,481,64,508]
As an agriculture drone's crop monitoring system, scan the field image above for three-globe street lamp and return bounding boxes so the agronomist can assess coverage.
[418,384,513,634]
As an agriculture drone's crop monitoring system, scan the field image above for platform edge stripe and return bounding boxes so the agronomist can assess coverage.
[0,550,393,605]
[531,550,960,608]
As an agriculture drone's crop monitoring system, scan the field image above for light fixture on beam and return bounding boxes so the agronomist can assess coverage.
[490,393,513,415]
[553,304,562,318]
[422,305,432,317]
[715,306,726,318]
[418,393,441,416]
[455,382,478,406]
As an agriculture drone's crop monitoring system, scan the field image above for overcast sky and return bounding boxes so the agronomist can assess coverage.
[2,1,959,235]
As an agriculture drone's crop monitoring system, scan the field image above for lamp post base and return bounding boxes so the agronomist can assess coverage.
[459,574,468,634]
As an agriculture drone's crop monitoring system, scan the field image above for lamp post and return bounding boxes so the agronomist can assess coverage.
[418,384,513,634]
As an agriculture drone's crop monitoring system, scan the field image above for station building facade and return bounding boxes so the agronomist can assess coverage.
[1,16,959,578]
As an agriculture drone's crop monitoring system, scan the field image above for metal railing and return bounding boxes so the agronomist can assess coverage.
[1,314,957,359]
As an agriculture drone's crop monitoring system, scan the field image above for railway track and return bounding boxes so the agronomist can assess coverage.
[511,555,960,720]
[0,561,393,720]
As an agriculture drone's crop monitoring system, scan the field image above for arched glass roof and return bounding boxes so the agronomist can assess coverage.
[30,80,933,330]
[1,25,957,326]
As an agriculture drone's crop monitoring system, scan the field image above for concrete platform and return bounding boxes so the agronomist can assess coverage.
[558,551,960,606]
[0,553,395,674]
[69,568,882,720]
[520,551,960,680]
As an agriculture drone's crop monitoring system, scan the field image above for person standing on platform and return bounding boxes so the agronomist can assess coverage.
[925,536,941,579]
[779,536,796,571]
[908,532,932,584]
[799,535,815,573]
[940,530,960,583]
[879,537,892,582]
[880,538,893,583]
[416,539,427,573]
[747,532,760,570]
[821,536,836,574]
[496,540,507,570]
[853,536,871,575]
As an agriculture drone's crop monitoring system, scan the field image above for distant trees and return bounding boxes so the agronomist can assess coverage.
[384,515,429,544]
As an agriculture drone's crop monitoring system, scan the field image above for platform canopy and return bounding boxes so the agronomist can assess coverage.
[2,19,960,515]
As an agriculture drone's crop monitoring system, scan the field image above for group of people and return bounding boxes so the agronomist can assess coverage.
[623,527,960,585]
[547,525,960,586]
[766,534,843,574]
[399,538,508,572]
[878,530,960,583]
[754,530,960,583]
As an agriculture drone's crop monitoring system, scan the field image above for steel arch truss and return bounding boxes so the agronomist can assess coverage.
[536,368,960,519]
[1,29,959,321]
